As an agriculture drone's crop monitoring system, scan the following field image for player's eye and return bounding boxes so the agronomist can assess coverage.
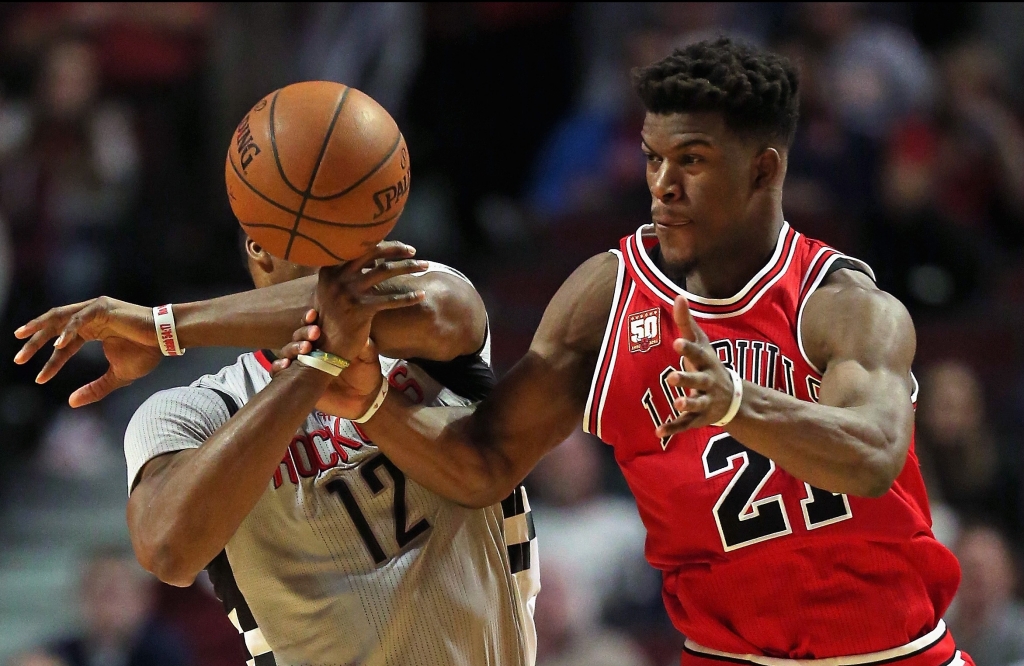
[681,154,702,165]
[643,151,662,163]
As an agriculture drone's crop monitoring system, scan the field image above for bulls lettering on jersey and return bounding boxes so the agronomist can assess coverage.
[583,223,962,660]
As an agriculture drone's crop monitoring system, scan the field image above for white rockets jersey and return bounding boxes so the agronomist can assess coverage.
[124,267,540,666]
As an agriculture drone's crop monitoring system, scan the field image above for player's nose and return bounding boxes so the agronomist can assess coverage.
[649,162,682,203]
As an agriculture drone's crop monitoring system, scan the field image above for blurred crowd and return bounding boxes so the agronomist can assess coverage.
[2,3,1024,665]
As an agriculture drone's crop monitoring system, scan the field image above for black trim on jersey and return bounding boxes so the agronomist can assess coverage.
[822,258,873,283]
[507,542,532,575]
[409,329,494,403]
[206,388,240,417]
[206,550,277,666]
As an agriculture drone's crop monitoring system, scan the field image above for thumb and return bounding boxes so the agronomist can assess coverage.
[69,369,129,408]
[673,295,701,343]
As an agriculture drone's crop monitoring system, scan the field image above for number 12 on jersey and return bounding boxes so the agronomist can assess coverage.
[703,433,852,551]
[327,454,430,565]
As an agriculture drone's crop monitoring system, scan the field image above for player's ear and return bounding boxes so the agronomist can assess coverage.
[246,237,275,273]
[751,147,783,191]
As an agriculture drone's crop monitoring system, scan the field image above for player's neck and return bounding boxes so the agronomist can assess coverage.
[662,215,784,299]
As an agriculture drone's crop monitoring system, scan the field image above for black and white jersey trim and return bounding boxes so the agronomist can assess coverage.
[501,486,536,575]
[207,550,277,666]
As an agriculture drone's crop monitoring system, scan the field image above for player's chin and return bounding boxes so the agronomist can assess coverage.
[655,226,699,266]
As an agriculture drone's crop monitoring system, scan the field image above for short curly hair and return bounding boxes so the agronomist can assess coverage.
[632,37,800,146]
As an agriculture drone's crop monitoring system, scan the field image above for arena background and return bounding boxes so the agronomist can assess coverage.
[1,3,1024,664]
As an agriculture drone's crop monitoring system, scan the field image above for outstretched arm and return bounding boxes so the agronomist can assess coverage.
[661,269,916,497]
[14,243,487,405]
[306,252,619,508]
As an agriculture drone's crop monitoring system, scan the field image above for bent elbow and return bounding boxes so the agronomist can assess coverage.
[132,534,199,588]
[856,447,904,499]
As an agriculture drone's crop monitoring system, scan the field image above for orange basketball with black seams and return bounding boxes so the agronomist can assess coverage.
[225,81,410,266]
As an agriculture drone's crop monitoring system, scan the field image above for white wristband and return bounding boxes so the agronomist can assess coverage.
[153,305,185,356]
[354,376,389,424]
[712,367,743,427]
[296,353,343,377]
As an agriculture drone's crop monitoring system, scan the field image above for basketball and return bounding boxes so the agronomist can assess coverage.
[225,81,410,266]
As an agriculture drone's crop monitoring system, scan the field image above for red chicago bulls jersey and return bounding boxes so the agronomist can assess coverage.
[583,223,962,660]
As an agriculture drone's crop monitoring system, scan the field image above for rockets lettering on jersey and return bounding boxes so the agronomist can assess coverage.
[582,223,962,660]
[267,359,425,489]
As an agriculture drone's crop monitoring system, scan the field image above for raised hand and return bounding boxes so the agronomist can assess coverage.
[13,297,163,407]
[272,310,388,420]
[656,295,742,437]
[314,241,427,362]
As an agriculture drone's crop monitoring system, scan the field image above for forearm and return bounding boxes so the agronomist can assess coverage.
[362,393,518,508]
[131,363,330,583]
[726,383,909,497]
[174,276,315,349]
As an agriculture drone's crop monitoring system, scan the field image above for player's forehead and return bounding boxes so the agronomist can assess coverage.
[641,111,731,152]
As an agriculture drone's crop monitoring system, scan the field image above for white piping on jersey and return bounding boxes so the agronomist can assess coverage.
[684,619,950,666]
[595,282,635,440]
[634,221,791,305]
[796,252,877,376]
[583,249,625,435]
[626,229,800,320]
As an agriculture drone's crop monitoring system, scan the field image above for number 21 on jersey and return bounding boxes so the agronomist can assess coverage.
[703,433,852,551]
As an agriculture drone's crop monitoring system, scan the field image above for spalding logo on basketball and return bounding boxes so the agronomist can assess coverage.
[225,81,411,267]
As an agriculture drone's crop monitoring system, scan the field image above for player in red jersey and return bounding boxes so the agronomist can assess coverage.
[274,38,971,664]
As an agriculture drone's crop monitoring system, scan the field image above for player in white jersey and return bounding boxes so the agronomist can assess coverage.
[15,239,539,666]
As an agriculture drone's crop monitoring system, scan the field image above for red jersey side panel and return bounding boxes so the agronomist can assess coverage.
[584,223,961,659]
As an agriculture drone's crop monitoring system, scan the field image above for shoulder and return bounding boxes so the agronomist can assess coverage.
[535,252,620,354]
[801,268,915,371]
[126,385,234,439]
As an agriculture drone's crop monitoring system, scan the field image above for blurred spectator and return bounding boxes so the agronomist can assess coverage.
[528,428,657,630]
[47,547,190,666]
[152,574,247,666]
[931,42,1024,244]
[297,3,422,121]
[777,39,878,252]
[863,115,985,313]
[0,210,10,317]
[0,37,140,304]
[796,3,934,140]
[527,3,764,222]
[534,563,651,666]
[916,361,1017,531]
[946,524,1024,665]
[7,651,69,666]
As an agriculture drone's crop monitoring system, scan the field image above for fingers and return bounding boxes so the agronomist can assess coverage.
[331,242,417,278]
[655,413,699,438]
[279,340,313,361]
[672,296,709,345]
[13,303,86,364]
[674,338,717,370]
[54,301,105,349]
[363,290,427,311]
[291,325,321,343]
[68,369,130,408]
[357,259,430,290]
[673,392,711,415]
[665,370,713,393]
[14,300,90,340]
[270,358,291,376]
[14,329,58,365]
[303,309,318,325]
[35,337,86,384]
